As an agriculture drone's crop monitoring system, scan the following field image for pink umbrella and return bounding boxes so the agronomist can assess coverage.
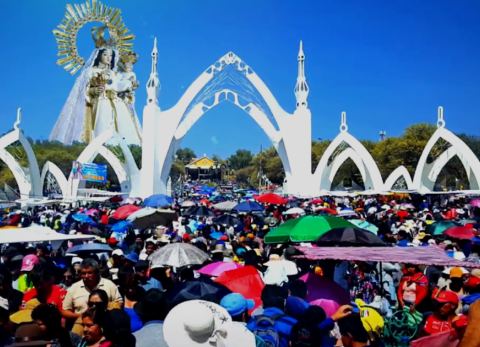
[309,298,340,317]
[85,208,98,217]
[197,261,244,277]
[471,199,480,208]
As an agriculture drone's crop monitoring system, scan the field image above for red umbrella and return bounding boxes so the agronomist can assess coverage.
[112,204,141,220]
[215,265,264,310]
[254,193,288,205]
[444,226,476,240]
[396,210,409,220]
[310,199,324,205]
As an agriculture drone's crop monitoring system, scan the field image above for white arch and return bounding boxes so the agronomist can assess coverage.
[413,126,480,192]
[0,124,41,198]
[327,148,368,188]
[40,161,69,197]
[141,50,314,197]
[314,130,383,192]
[384,166,414,191]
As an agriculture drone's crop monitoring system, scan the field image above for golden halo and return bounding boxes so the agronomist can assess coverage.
[53,0,134,75]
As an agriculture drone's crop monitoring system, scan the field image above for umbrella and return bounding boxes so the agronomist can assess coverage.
[444,226,476,240]
[67,243,113,255]
[183,205,215,217]
[337,209,357,217]
[264,215,355,244]
[0,225,94,244]
[110,220,132,233]
[143,194,173,208]
[310,198,323,205]
[233,201,264,213]
[426,221,461,236]
[309,298,340,317]
[254,193,288,205]
[300,272,350,304]
[72,213,97,225]
[316,207,338,215]
[209,231,224,240]
[213,214,240,227]
[198,261,244,277]
[167,278,231,307]
[112,204,141,220]
[109,195,124,203]
[149,243,209,268]
[470,199,480,208]
[127,208,176,229]
[349,219,379,235]
[212,201,237,211]
[85,208,99,217]
[181,200,196,208]
[283,207,306,216]
[317,227,386,246]
[215,265,265,310]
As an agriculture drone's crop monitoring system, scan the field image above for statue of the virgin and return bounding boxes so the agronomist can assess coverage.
[49,1,141,145]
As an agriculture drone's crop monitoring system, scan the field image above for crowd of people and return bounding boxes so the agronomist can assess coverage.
[1,189,480,347]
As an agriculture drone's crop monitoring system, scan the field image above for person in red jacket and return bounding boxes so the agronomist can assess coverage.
[423,289,464,335]
[398,264,429,310]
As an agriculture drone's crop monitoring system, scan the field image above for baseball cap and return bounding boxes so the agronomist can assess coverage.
[450,267,465,279]
[112,249,124,257]
[20,255,40,272]
[465,269,480,289]
[433,289,459,306]
[220,293,255,317]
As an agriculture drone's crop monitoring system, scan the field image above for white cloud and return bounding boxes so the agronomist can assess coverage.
[210,136,219,145]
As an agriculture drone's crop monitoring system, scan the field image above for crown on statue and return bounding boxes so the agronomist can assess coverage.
[92,25,119,49]
[119,51,138,65]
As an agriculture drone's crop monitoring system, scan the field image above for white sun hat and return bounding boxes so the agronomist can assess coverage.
[163,300,232,347]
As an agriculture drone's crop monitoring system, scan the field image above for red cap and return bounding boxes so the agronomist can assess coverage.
[182,233,191,242]
[465,275,480,289]
[433,289,459,305]
[220,235,228,241]
[107,237,118,246]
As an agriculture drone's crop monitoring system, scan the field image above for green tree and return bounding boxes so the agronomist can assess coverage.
[176,148,196,165]
[227,149,253,170]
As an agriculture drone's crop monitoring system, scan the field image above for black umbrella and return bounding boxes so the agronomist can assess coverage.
[213,214,240,226]
[183,206,215,218]
[166,278,231,308]
[127,208,177,230]
[317,227,386,247]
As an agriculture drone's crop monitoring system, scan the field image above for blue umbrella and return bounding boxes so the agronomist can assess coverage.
[110,220,132,233]
[210,231,224,240]
[144,194,173,208]
[72,213,96,225]
[233,201,264,213]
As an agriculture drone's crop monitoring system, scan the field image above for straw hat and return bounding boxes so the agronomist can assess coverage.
[163,300,232,346]
[9,299,40,324]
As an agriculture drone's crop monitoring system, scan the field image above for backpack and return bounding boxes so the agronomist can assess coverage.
[251,313,283,347]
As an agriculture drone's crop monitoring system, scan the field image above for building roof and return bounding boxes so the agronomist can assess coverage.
[186,156,218,169]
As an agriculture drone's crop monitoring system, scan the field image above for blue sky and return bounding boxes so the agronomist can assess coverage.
[1,0,479,158]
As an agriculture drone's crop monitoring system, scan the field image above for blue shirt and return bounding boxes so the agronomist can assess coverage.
[133,320,168,347]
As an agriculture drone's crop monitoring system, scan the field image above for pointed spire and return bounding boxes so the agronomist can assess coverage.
[294,40,309,109]
[340,111,348,132]
[437,106,445,128]
[146,37,160,105]
[13,107,22,130]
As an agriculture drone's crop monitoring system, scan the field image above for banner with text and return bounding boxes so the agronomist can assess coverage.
[71,161,107,183]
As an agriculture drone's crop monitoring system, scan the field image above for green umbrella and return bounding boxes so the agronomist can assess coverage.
[350,219,379,235]
[264,215,355,244]
[426,220,461,236]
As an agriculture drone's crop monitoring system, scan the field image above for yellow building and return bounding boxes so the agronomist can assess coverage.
[185,156,223,181]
